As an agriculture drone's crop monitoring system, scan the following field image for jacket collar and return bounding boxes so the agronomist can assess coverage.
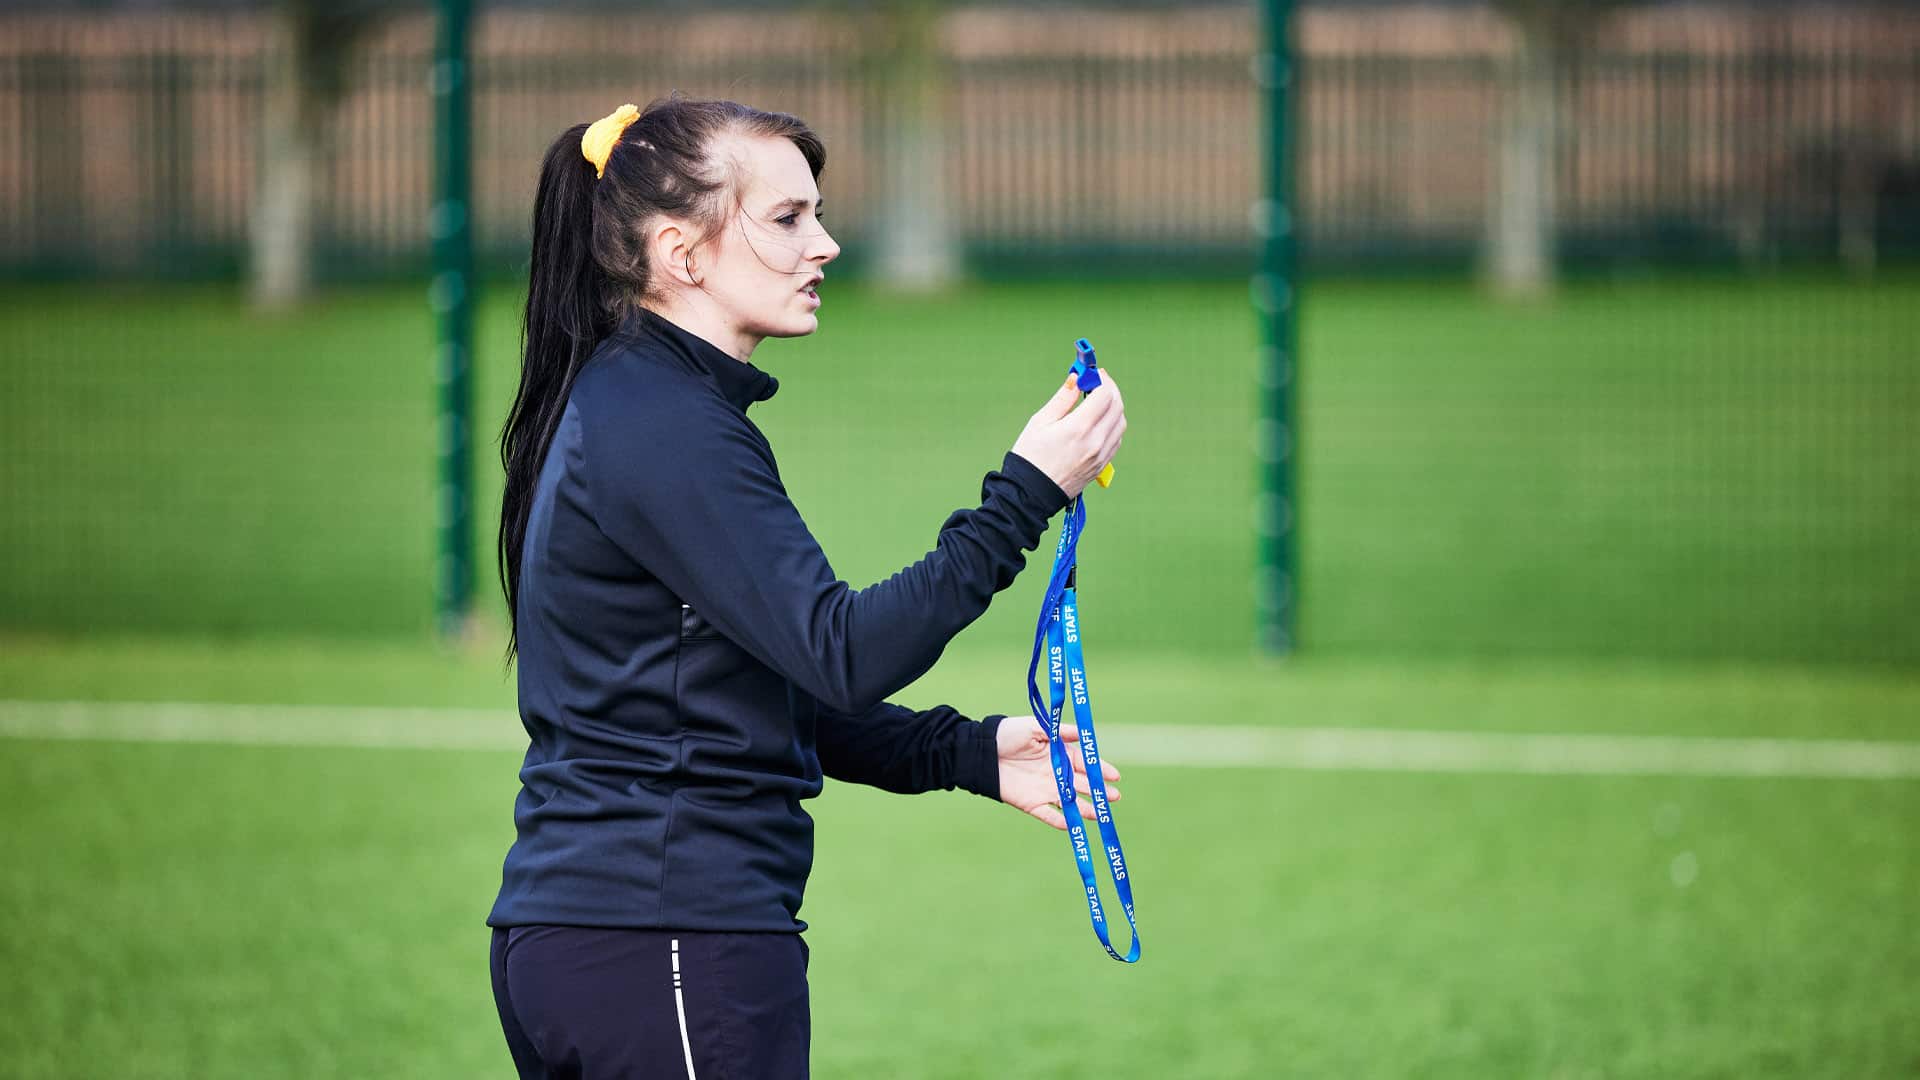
[614,306,780,412]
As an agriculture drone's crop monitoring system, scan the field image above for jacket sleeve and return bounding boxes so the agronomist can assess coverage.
[816,703,1005,798]
[583,387,1070,716]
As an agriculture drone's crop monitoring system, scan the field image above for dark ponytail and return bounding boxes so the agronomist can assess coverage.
[497,94,826,666]
[497,123,606,667]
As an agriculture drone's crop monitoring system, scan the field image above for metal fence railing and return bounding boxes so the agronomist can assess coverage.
[3,6,1916,280]
[2,4,1916,670]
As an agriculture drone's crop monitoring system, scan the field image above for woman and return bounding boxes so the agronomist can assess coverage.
[486,94,1128,1079]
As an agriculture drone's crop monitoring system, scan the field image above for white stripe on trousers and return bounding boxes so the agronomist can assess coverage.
[672,938,697,1079]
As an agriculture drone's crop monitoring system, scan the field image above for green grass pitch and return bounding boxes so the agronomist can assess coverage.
[1,638,1917,1077]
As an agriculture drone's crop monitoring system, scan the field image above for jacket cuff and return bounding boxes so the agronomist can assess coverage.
[952,713,1005,801]
[1000,451,1072,518]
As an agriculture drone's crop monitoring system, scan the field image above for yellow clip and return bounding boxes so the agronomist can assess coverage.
[1095,462,1115,488]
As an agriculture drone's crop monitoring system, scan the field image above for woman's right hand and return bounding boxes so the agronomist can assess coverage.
[1011,370,1127,500]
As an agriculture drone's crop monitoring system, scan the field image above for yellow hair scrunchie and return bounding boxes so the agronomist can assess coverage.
[581,103,641,179]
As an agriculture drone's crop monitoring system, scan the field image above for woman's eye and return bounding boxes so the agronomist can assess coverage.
[776,214,798,226]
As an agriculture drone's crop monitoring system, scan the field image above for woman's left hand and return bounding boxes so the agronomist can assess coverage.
[995,714,1123,830]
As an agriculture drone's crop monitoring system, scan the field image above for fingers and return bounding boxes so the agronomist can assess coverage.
[1036,724,1127,815]
[1028,779,1128,832]
[1055,724,1122,782]
[1071,772,1122,803]
[1088,377,1126,455]
[1037,373,1080,421]
[1067,377,1118,429]
[1069,376,1125,480]
[1090,373,1123,422]
[1032,804,1069,831]
[1032,800,1095,829]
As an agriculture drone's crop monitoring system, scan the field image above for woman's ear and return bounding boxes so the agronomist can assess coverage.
[651,219,698,288]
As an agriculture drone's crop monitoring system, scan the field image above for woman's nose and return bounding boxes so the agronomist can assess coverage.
[812,227,840,265]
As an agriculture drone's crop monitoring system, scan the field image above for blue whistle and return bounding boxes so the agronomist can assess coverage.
[1071,338,1115,488]
[1072,338,1103,393]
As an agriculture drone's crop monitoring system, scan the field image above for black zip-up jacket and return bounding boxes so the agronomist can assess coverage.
[487,306,1072,933]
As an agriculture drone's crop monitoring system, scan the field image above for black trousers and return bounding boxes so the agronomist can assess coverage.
[489,924,810,1079]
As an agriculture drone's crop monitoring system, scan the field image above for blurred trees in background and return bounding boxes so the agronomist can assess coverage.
[1486,0,1643,298]
[251,0,393,308]
[848,0,962,289]
[4,3,1916,287]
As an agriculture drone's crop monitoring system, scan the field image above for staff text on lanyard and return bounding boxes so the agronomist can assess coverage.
[1023,339,1140,964]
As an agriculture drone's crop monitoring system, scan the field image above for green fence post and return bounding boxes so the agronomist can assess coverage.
[432,0,474,639]
[1255,0,1299,655]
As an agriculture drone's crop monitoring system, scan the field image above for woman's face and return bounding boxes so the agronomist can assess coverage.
[681,133,839,346]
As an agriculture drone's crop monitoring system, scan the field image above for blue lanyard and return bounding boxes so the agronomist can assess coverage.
[1025,492,1142,963]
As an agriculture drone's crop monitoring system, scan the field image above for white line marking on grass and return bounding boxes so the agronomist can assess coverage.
[1112,724,1920,780]
[0,700,514,750]
[1,700,1917,780]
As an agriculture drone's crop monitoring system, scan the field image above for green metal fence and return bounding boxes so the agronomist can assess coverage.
[4,7,1917,280]
[2,4,1916,669]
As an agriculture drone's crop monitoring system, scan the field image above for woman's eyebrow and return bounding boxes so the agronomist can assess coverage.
[767,197,823,215]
